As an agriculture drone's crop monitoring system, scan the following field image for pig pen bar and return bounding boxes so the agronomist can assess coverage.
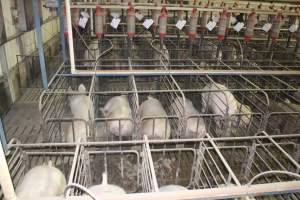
[1,0,300,199]
[0,134,300,200]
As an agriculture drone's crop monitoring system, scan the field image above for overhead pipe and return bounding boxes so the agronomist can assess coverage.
[69,3,300,16]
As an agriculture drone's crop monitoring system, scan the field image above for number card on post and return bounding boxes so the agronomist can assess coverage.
[135,12,144,21]
[111,18,121,29]
[143,19,154,29]
[206,21,217,31]
[233,22,244,32]
[262,23,272,32]
[176,20,186,30]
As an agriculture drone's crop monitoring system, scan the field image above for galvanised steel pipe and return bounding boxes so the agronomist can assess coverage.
[70,69,300,76]
[0,138,17,200]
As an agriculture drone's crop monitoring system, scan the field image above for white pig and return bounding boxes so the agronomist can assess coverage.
[65,121,88,142]
[171,97,206,138]
[202,83,238,136]
[68,84,94,121]
[87,172,126,198]
[232,101,252,130]
[100,95,134,137]
[159,185,188,192]
[65,84,93,142]
[16,161,66,198]
[139,96,171,139]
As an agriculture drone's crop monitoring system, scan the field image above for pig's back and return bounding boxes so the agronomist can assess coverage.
[139,98,167,117]
[16,165,66,198]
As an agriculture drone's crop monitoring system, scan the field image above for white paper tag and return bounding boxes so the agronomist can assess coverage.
[212,15,219,23]
[175,20,186,30]
[233,22,244,32]
[78,17,88,28]
[111,12,120,19]
[143,19,154,29]
[110,18,121,29]
[206,21,216,31]
[262,23,272,32]
[81,11,90,18]
[135,12,144,21]
[230,16,237,25]
[289,24,299,33]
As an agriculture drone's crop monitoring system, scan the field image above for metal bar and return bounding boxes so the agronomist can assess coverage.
[58,0,67,62]
[65,142,81,196]
[69,4,300,16]
[0,117,7,154]
[206,134,241,186]
[32,0,48,89]
[100,34,300,42]
[0,133,17,200]
[71,69,300,76]
[65,0,76,73]
[20,181,300,200]
[143,136,159,192]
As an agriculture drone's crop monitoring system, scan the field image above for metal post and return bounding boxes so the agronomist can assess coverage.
[58,0,67,62]
[0,118,7,153]
[66,0,76,73]
[32,0,48,89]
[0,123,17,200]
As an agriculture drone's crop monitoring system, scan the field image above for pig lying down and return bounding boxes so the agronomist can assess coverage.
[16,161,66,198]
[202,82,252,136]
[101,95,134,137]
[171,97,207,138]
[139,96,171,139]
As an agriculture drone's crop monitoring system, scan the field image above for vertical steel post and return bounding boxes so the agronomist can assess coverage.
[65,0,76,73]
[0,117,16,200]
[0,118,7,153]
[32,0,48,89]
[58,0,67,62]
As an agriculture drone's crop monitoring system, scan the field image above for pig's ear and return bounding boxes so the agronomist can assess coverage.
[78,84,86,92]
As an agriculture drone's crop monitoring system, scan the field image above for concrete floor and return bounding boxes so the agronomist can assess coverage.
[3,88,44,143]
[3,56,61,144]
